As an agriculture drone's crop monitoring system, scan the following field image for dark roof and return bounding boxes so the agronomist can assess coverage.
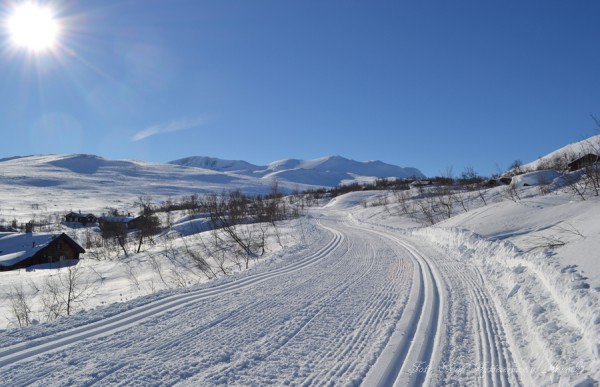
[568,153,598,165]
[0,233,84,267]
[99,216,135,223]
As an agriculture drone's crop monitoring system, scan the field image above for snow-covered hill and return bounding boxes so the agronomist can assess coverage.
[521,133,600,172]
[0,152,424,232]
[167,156,263,175]
[170,155,424,186]
[0,154,313,220]
[0,154,423,220]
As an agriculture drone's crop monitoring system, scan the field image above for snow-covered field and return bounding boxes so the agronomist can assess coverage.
[1,142,600,386]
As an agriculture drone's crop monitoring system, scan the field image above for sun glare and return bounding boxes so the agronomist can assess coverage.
[7,3,59,52]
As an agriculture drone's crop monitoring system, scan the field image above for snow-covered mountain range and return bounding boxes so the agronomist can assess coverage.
[0,153,422,219]
[170,155,424,186]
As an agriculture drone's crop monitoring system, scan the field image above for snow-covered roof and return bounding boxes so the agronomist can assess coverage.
[511,170,562,188]
[0,233,59,267]
[67,212,96,217]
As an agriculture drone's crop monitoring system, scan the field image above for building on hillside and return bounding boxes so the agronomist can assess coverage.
[409,180,433,188]
[65,212,98,225]
[98,215,150,237]
[568,154,599,172]
[483,177,513,187]
[0,232,85,271]
[98,215,135,229]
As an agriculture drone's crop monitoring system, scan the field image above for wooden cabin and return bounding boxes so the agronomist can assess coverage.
[568,154,599,172]
[0,233,85,271]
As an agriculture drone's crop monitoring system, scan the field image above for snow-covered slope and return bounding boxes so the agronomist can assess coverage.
[522,133,600,171]
[1,190,598,385]
[0,153,423,222]
[0,137,598,385]
[0,154,307,220]
[170,155,425,186]
[168,156,262,175]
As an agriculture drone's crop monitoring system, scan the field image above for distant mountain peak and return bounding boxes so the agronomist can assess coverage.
[170,155,424,187]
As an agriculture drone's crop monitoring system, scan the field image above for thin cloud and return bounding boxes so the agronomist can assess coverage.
[132,117,210,141]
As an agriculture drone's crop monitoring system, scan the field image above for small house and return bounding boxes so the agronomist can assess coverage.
[99,215,134,229]
[568,154,599,172]
[65,212,98,225]
[0,232,85,271]
[409,180,433,189]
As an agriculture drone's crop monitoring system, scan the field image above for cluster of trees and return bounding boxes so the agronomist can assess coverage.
[392,168,489,225]
[7,186,307,327]
[385,148,600,225]
[301,178,414,200]
[86,185,304,261]
[8,264,98,327]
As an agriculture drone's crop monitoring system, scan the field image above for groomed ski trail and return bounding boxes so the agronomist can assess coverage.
[0,211,524,386]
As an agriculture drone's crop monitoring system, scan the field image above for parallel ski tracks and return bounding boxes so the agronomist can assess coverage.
[191,218,413,386]
[0,216,415,386]
[438,257,521,386]
[0,212,523,386]
[347,215,526,386]
[354,221,443,387]
[0,220,344,371]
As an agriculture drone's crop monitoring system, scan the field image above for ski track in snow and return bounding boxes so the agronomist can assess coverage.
[351,216,523,387]
[0,215,415,386]
[357,223,442,387]
[0,210,533,386]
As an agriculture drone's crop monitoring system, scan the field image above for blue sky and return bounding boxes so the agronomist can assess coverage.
[1,0,599,177]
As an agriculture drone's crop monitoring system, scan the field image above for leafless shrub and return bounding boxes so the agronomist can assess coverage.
[584,164,600,197]
[537,174,554,195]
[506,159,524,176]
[8,283,32,327]
[556,222,585,239]
[41,264,97,320]
[525,234,566,252]
[476,185,488,206]
[537,151,573,172]
[394,190,416,218]
[168,268,191,288]
[41,276,64,321]
[148,252,169,287]
[435,186,455,219]
[417,195,439,225]
[182,236,216,279]
[525,222,585,253]
[124,260,140,288]
[504,184,521,202]
[563,171,589,201]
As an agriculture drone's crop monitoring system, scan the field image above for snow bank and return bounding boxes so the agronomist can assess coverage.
[511,170,562,188]
[411,226,600,385]
[168,217,212,236]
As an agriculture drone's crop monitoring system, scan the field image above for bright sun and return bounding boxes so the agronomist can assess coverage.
[7,3,59,52]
